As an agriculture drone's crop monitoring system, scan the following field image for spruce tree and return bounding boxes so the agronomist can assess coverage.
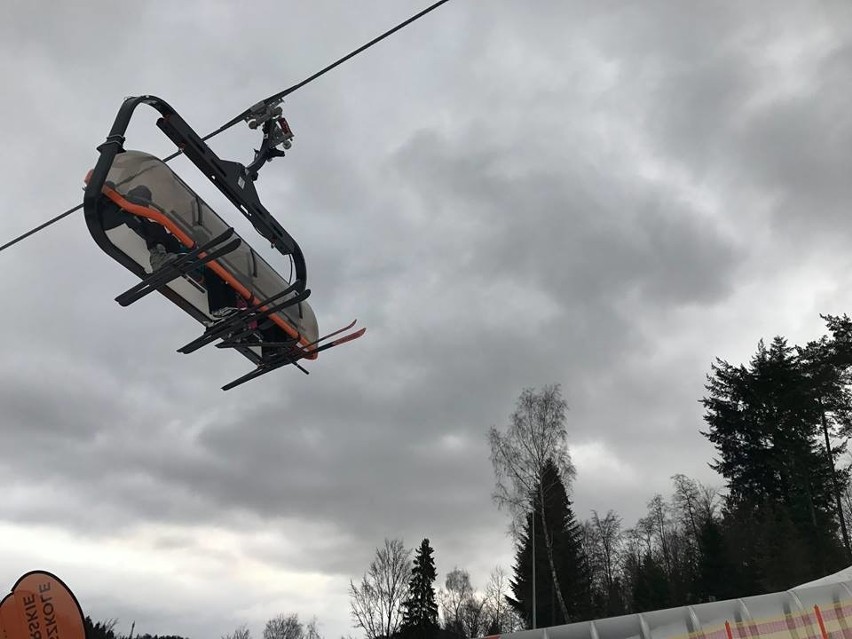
[507,509,544,628]
[83,618,118,639]
[490,385,576,623]
[695,516,731,601]
[701,336,846,590]
[508,460,592,628]
[631,555,669,612]
[799,322,852,559]
[401,538,439,638]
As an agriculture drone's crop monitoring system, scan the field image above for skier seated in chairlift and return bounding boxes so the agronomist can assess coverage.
[101,183,298,354]
[116,185,244,320]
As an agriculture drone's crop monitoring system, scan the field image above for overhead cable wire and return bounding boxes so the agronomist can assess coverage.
[207,0,453,139]
[0,204,83,253]
[0,0,453,256]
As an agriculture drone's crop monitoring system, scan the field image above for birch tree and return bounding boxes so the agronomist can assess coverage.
[489,384,575,623]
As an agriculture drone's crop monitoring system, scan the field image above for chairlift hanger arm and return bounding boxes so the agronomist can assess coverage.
[83,94,307,290]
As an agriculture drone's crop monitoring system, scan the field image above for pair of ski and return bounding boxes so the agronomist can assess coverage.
[178,279,310,355]
[116,228,241,307]
[174,279,364,390]
[220,320,365,390]
[113,227,364,389]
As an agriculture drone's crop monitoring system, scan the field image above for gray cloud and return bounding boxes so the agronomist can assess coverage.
[2,2,851,639]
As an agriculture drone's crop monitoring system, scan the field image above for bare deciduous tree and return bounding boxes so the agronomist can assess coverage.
[439,568,474,636]
[671,474,702,546]
[349,538,412,639]
[697,483,720,522]
[634,513,655,557]
[222,624,252,639]
[489,384,575,622]
[440,568,489,639]
[647,494,672,574]
[460,595,488,639]
[264,614,304,639]
[305,617,322,639]
[590,510,622,604]
[483,567,520,634]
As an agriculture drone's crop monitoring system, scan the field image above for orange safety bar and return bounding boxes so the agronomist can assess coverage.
[86,173,316,357]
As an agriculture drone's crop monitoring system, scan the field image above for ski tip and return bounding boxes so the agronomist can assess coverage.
[336,327,366,345]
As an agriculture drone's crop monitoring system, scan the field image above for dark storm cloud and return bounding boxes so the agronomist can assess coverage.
[388,126,743,307]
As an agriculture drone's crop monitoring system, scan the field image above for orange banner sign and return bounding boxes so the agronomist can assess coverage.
[0,572,85,639]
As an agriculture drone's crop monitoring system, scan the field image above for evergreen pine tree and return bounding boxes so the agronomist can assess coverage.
[701,336,847,590]
[508,460,592,628]
[799,322,852,559]
[631,555,669,612]
[695,516,730,601]
[507,509,544,629]
[401,538,439,639]
[83,618,118,639]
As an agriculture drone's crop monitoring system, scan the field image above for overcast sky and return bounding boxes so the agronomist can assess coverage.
[2,1,852,638]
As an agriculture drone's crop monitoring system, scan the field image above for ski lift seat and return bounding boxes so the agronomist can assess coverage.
[95,150,319,346]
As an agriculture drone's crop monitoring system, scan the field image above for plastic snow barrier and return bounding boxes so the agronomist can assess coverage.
[483,568,852,639]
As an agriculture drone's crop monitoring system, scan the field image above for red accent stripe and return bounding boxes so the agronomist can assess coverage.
[815,606,829,639]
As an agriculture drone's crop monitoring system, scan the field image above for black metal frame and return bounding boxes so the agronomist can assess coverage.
[83,94,307,288]
[82,95,311,369]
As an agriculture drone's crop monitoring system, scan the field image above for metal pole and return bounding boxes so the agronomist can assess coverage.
[532,502,537,629]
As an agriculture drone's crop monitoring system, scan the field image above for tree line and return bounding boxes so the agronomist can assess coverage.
[349,537,520,639]
[491,314,852,627]
[88,314,852,639]
[346,314,852,637]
